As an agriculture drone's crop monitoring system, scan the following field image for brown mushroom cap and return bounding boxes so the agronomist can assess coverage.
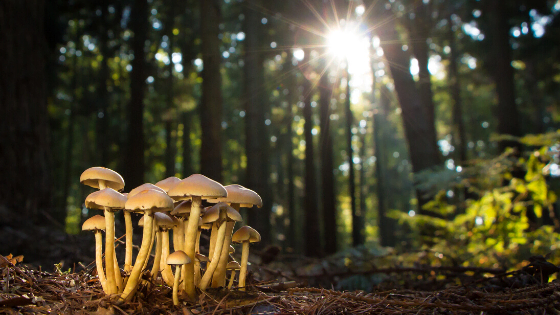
[207,184,263,208]
[125,189,174,213]
[128,183,165,198]
[167,174,227,200]
[227,261,241,270]
[229,245,235,254]
[85,188,127,210]
[155,176,182,193]
[232,226,261,243]
[167,250,191,265]
[80,167,125,191]
[82,215,106,231]
[201,202,242,224]
[195,253,209,262]
[170,200,192,216]
[155,212,177,229]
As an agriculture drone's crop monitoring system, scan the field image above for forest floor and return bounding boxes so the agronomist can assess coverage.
[2,251,560,314]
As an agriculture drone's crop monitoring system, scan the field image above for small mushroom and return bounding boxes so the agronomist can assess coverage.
[167,251,191,306]
[226,260,241,289]
[232,226,261,290]
[82,215,108,293]
[151,212,175,281]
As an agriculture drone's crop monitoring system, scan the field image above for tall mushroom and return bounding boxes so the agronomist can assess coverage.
[80,167,125,294]
[198,203,242,290]
[85,188,127,294]
[167,174,227,300]
[155,176,182,193]
[207,184,262,287]
[232,226,261,291]
[151,212,176,281]
[82,215,108,293]
[167,250,191,306]
[120,189,174,301]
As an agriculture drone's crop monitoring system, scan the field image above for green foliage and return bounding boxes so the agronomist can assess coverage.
[393,132,560,269]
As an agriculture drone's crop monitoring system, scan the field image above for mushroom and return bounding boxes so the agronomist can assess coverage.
[232,226,261,291]
[159,215,179,286]
[226,260,241,290]
[85,188,127,294]
[151,212,175,281]
[125,183,166,272]
[207,184,262,287]
[82,215,108,293]
[167,250,191,306]
[167,174,227,300]
[155,176,182,193]
[198,203,242,290]
[120,189,174,301]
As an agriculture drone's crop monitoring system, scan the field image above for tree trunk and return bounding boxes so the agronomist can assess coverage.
[447,17,467,164]
[302,49,322,257]
[125,0,148,189]
[243,0,272,247]
[164,3,177,177]
[0,0,51,219]
[490,0,521,152]
[345,65,363,246]
[374,9,441,211]
[96,0,110,167]
[199,0,223,182]
[319,58,337,254]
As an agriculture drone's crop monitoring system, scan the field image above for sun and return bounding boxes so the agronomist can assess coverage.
[327,28,361,61]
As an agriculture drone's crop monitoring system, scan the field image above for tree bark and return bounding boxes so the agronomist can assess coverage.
[302,49,322,257]
[96,0,110,167]
[164,2,177,177]
[125,0,148,189]
[0,0,51,219]
[489,0,521,151]
[374,8,441,210]
[199,0,223,182]
[243,0,272,247]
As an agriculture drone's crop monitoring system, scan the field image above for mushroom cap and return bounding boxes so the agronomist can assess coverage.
[229,245,235,253]
[85,188,127,210]
[125,189,174,213]
[207,184,263,208]
[155,176,182,193]
[82,215,106,231]
[232,226,261,243]
[167,174,227,200]
[170,200,192,216]
[227,261,241,270]
[201,202,242,224]
[195,253,209,262]
[80,167,125,191]
[155,212,176,228]
[128,183,165,198]
[167,250,191,265]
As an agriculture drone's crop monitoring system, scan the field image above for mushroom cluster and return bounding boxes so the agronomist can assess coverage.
[80,167,262,304]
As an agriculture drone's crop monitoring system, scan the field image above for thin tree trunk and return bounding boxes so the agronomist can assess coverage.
[164,3,176,177]
[96,0,110,167]
[243,0,272,247]
[319,59,337,254]
[302,49,322,257]
[199,0,223,182]
[0,0,51,219]
[345,64,362,246]
[490,0,521,152]
[125,0,148,189]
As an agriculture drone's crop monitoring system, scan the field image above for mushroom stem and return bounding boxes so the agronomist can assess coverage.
[151,229,163,281]
[103,209,118,294]
[161,230,174,286]
[183,196,202,300]
[94,231,108,293]
[194,228,202,286]
[211,221,235,287]
[141,223,157,271]
[113,250,123,292]
[199,220,227,290]
[120,211,154,301]
[238,241,250,291]
[173,218,184,252]
[209,222,218,257]
[124,210,133,273]
[227,270,236,290]
[172,265,182,306]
